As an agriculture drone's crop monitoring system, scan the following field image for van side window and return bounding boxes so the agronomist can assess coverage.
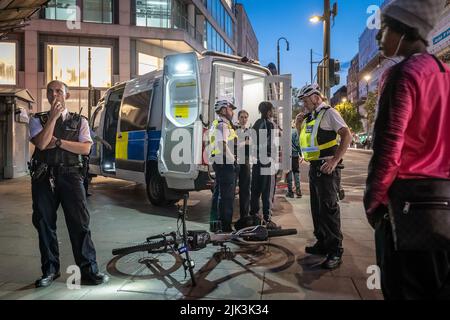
[120,90,152,132]
[92,106,102,132]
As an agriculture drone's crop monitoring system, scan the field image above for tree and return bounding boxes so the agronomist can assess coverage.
[364,91,378,135]
[335,101,363,133]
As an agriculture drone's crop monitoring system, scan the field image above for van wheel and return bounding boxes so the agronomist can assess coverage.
[146,172,166,206]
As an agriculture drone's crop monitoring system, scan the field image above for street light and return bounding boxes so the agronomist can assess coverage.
[277,37,290,75]
[309,15,323,23]
[341,97,348,103]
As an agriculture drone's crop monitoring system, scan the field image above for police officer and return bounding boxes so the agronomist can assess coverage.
[235,110,251,219]
[29,80,108,287]
[250,102,279,230]
[296,84,352,269]
[209,99,238,232]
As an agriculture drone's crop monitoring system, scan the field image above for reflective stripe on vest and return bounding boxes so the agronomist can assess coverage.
[209,119,237,156]
[299,108,338,162]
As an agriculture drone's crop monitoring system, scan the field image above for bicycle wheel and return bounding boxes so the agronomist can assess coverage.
[267,229,297,238]
[112,239,171,256]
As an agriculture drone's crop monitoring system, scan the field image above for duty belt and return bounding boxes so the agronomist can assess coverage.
[49,165,83,175]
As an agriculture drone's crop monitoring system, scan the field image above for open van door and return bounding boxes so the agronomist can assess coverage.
[158,52,203,190]
[89,101,106,176]
[265,74,293,172]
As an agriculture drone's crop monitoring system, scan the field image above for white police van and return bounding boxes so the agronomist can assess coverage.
[89,51,291,206]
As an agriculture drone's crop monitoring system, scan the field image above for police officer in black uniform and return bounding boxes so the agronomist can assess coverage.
[296,84,352,270]
[29,80,108,287]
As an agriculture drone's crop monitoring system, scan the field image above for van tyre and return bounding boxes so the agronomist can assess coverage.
[146,171,167,206]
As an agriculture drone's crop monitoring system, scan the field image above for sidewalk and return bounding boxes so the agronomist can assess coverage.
[0,176,383,300]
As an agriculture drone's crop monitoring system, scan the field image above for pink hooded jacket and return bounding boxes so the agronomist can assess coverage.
[365,53,450,217]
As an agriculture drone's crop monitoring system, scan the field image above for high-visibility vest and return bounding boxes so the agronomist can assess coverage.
[209,118,237,157]
[299,107,338,162]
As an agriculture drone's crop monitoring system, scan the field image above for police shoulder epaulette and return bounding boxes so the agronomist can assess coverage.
[34,112,50,126]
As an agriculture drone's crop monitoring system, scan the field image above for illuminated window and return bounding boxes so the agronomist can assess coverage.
[44,0,77,21]
[138,53,162,75]
[83,0,113,24]
[216,69,234,100]
[0,42,16,85]
[47,44,112,88]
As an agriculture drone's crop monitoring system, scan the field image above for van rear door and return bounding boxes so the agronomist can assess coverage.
[89,101,105,176]
[265,74,293,172]
[158,52,203,190]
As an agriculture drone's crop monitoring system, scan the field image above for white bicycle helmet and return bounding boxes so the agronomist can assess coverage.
[297,83,324,100]
[214,99,236,113]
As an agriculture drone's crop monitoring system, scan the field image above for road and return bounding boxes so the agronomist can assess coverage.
[0,149,382,300]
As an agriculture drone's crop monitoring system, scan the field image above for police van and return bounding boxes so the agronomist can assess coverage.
[89,51,291,206]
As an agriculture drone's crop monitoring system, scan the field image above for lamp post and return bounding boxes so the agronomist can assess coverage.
[309,1,337,100]
[277,37,290,75]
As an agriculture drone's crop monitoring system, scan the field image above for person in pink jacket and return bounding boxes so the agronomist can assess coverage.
[364,0,450,299]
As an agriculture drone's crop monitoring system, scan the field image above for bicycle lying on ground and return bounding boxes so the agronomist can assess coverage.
[112,194,298,287]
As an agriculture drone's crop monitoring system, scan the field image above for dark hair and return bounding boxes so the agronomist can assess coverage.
[258,102,274,118]
[381,15,428,45]
[238,110,249,117]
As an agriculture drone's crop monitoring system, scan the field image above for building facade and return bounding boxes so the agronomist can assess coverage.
[0,0,258,116]
[330,85,347,107]
[346,54,359,104]
[235,3,258,61]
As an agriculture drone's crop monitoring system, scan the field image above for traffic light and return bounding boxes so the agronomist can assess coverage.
[329,58,341,87]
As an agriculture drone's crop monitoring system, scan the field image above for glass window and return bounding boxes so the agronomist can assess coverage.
[120,90,152,132]
[47,44,112,88]
[138,53,162,75]
[44,0,77,21]
[135,0,171,28]
[0,42,16,85]
[83,0,113,24]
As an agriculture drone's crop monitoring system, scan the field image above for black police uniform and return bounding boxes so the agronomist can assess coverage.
[306,109,344,256]
[30,112,99,278]
[250,118,276,222]
[235,125,251,219]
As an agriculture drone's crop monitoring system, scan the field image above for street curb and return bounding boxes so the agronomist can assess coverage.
[349,148,373,155]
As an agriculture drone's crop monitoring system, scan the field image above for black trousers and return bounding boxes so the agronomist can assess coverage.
[212,164,236,231]
[31,170,98,276]
[250,163,275,220]
[309,163,343,253]
[237,164,251,218]
[376,217,450,300]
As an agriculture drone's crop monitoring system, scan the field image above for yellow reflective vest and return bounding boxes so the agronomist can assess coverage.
[299,108,338,162]
[209,118,237,157]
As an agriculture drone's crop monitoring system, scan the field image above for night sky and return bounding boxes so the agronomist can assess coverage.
[238,0,386,91]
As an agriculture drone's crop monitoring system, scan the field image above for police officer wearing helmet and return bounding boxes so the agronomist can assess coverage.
[209,99,238,232]
[296,84,352,269]
[29,80,108,287]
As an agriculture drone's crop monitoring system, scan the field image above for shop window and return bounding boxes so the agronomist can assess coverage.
[138,53,162,75]
[47,44,112,88]
[0,42,16,85]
